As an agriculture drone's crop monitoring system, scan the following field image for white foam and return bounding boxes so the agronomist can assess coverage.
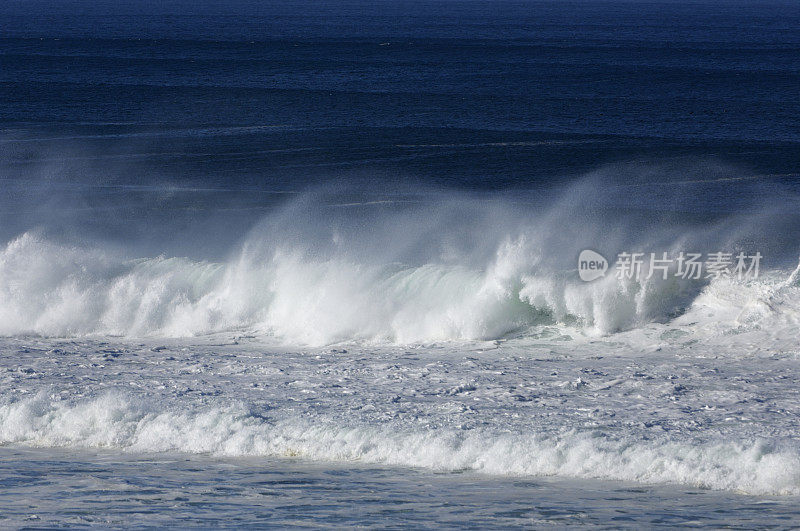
[2,392,798,495]
[0,231,797,345]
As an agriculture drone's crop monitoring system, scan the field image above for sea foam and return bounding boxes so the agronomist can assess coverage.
[2,391,798,495]
[0,227,797,345]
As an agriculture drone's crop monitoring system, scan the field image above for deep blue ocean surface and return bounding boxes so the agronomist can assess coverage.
[2,1,800,253]
[3,0,800,256]
[3,0,800,143]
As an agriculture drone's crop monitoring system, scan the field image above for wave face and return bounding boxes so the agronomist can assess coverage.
[1,181,799,344]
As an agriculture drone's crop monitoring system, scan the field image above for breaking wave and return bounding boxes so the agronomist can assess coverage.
[0,179,798,345]
[2,391,798,495]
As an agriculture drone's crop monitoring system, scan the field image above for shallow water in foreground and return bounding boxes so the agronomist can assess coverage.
[1,446,797,529]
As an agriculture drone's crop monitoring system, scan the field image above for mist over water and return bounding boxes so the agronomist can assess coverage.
[1,148,798,344]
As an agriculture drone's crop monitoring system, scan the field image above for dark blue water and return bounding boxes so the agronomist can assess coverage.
[4,1,800,135]
[1,0,799,257]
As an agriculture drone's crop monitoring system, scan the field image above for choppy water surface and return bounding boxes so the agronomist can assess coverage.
[2,447,798,528]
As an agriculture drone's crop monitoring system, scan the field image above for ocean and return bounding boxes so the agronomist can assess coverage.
[2,0,800,527]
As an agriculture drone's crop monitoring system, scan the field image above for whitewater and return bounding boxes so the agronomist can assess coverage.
[2,182,800,523]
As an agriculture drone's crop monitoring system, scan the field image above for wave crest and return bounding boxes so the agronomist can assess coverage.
[0,230,726,343]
